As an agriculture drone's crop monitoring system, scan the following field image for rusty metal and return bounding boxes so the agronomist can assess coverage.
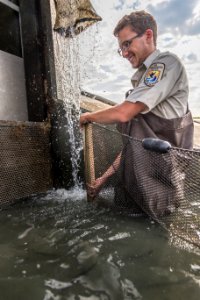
[0,120,52,208]
[54,0,102,37]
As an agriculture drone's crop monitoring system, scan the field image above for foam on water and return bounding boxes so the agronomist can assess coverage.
[42,187,87,202]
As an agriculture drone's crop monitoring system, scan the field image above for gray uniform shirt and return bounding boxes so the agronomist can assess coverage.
[126,50,189,119]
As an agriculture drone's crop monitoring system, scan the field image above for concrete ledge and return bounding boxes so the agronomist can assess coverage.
[194,120,200,148]
[81,94,111,112]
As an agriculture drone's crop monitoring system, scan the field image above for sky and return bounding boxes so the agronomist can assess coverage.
[79,0,200,117]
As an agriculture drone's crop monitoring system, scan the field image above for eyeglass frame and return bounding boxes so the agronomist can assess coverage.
[117,33,144,56]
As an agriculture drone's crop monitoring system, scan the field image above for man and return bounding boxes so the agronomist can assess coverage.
[80,11,194,217]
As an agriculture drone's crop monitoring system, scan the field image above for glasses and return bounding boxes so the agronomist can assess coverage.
[118,33,143,56]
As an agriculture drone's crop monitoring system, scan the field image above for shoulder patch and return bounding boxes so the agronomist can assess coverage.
[144,63,165,87]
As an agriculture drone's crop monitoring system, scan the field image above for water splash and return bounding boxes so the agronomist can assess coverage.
[53,4,101,189]
[41,187,86,202]
[54,28,83,188]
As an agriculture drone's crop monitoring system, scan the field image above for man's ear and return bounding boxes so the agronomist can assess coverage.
[145,29,154,43]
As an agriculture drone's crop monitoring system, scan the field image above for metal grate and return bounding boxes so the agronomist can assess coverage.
[0,121,53,208]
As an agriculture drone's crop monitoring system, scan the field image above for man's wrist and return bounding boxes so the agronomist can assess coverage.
[80,112,92,126]
[84,114,91,124]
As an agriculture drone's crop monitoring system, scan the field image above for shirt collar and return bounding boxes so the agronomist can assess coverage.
[143,49,160,69]
[131,49,161,86]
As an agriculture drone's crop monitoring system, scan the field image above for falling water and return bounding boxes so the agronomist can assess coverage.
[54,29,83,188]
[53,5,101,188]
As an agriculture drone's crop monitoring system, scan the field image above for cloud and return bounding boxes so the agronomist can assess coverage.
[83,76,130,101]
[185,18,200,35]
[147,0,200,35]
[114,0,126,10]
[183,53,198,64]
[100,65,114,73]
[114,0,140,10]
[158,33,177,48]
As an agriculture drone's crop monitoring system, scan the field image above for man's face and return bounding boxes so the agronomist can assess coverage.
[117,26,152,68]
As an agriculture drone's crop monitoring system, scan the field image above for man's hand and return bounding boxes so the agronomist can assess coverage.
[79,112,91,128]
[86,177,106,199]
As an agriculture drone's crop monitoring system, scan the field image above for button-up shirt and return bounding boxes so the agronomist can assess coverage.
[126,49,189,119]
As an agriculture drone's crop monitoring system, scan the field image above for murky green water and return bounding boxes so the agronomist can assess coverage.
[0,189,199,300]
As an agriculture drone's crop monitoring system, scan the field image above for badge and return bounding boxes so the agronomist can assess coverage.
[144,63,165,87]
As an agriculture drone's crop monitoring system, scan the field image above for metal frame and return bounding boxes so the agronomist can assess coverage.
[0,0,19,11]
[0,0,24,57]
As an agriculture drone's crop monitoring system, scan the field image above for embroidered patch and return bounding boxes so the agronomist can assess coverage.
[144,63,165,87]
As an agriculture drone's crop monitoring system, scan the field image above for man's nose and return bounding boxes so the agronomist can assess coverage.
[122,49,129,58]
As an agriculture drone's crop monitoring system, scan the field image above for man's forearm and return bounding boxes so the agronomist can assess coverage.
[80,105,125,125]
[80,101,147,126]
[101,152,121,181]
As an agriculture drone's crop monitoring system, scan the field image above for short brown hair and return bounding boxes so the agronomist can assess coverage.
[113,10,157,46]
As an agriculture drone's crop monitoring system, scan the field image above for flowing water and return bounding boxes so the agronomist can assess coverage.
[53,21,102,188]
[54,30,83,187]
[0,189,199,300]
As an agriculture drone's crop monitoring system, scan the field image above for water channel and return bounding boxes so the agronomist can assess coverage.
[0,189,199,300]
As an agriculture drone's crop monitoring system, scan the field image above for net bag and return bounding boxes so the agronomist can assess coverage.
[84,123,200,247]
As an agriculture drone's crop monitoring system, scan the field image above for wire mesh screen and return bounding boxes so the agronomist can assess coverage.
[84,123,200,247]
[0,121,53,208]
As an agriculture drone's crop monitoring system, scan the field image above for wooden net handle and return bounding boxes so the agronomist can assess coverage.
[83,123,96,201]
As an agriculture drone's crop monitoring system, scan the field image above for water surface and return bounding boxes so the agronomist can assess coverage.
[0,189,199,300]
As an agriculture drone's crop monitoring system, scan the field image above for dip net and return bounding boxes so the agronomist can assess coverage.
[84,123,200,248]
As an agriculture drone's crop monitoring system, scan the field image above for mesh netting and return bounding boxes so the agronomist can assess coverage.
[84,123,200,247]
[0,121,52,208]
